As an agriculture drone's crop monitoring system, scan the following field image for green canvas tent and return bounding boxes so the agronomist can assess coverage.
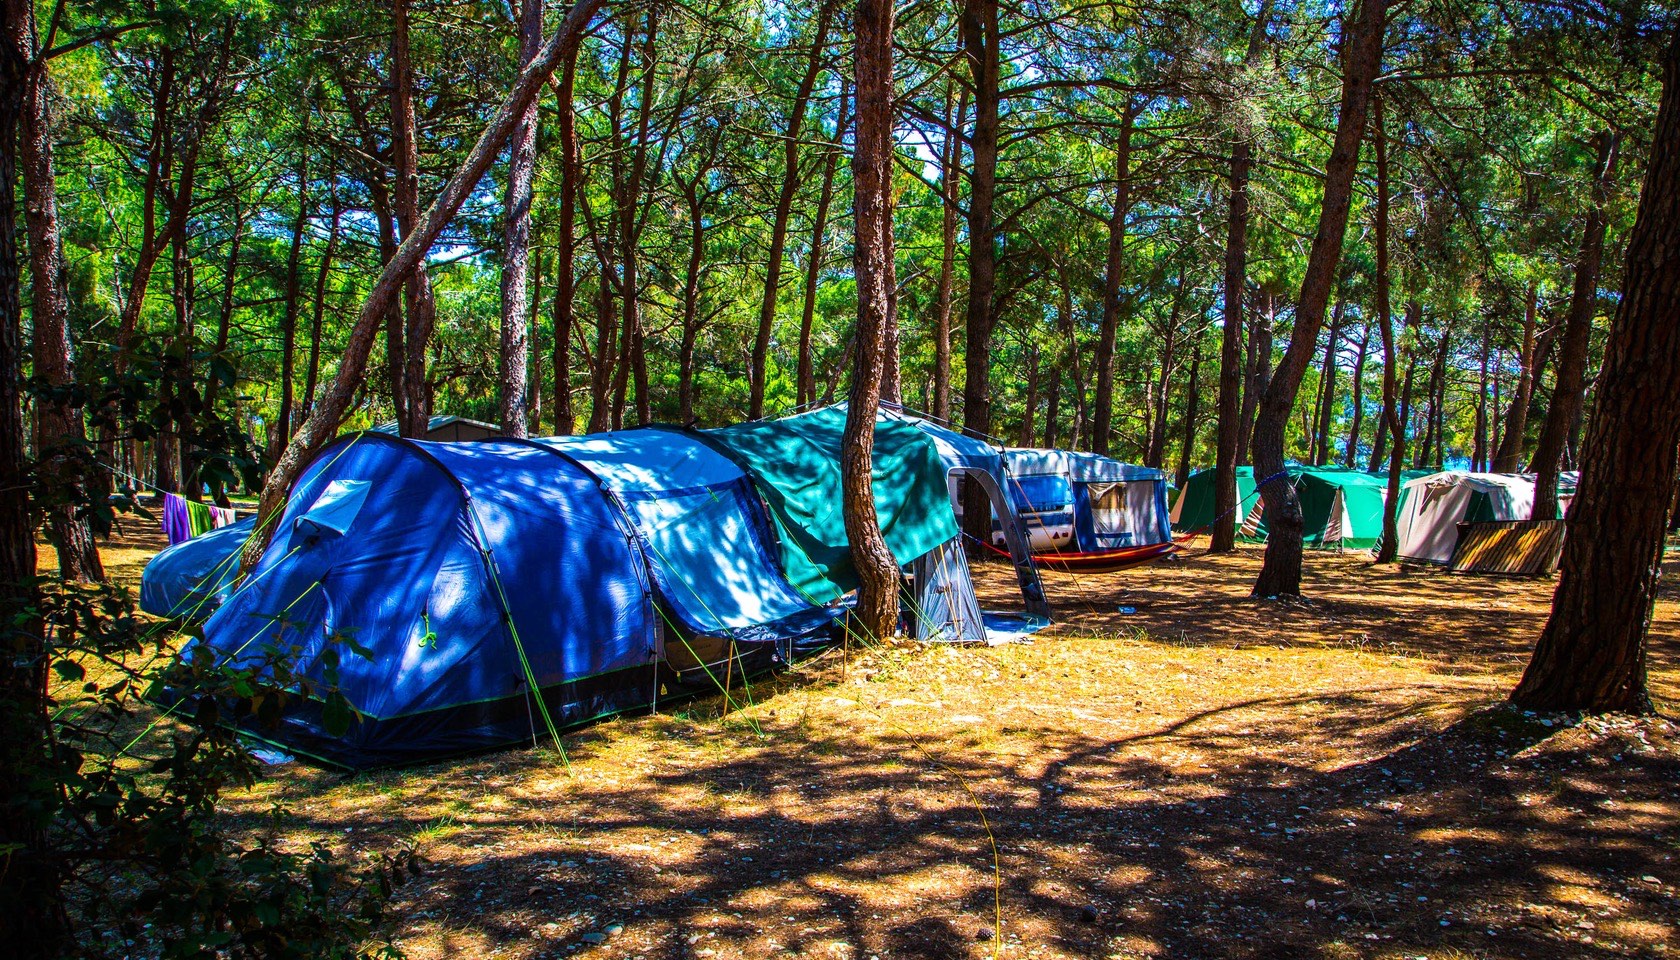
[700,407,958,603]
[1172,464,1388,549]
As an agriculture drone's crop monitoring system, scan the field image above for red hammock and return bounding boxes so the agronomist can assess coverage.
[1030,540,1179,574]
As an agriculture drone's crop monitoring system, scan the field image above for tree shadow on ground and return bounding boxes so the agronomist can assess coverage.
[261,683,1679,960]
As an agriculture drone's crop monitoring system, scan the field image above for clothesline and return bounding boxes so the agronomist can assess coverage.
[161,492,240,545]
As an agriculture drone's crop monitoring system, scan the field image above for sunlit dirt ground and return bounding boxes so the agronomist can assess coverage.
[49,530,1680,960]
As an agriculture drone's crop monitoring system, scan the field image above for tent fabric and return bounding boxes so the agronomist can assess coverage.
[1395,472,1536,565]
[876,406,1050,619]
[699,408,958,603]
[534,430,839,644]
[140,516,254,619]
[911,537,988,644]
[1171,464,1383,548]
[188,433,657,767]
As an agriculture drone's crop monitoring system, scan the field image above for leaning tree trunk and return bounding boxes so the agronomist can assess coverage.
[1532,130,1619,520]
[1251,0,1386,598]
[245,0,608,570]
[1512,33,1680,713]
[1092,99,1138,456]
[21,51,102,581]
[499,0,544,437]
[842,0,901,642]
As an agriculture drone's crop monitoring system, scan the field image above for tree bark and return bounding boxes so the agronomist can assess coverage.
[270,146,310,463]
[245,0,608,569]
[392,0,439,438]
[959,0,999,444]
[499,0,544,437]
[0,2,58,948]
[1238,290,1273,465]
[551,46,581,435]
[303,180,342,421]
[1176,345,1202,490]
[1251,0,1386,597]
[749,0,835,419]
[1372,95,1405,562]
[930,85,965,423]
[1145,268,1183,468]
[1311,301,1345,464]
[842,0,901,641]
[1342,322,1369,468]
[1211,142,1249,552]
[1532,130,1619,519]
[1491,282,1540,473]
[798,84,850,410]
[1092,98,1139,456]
[1512,33,1680,713]
[21,45,102,581]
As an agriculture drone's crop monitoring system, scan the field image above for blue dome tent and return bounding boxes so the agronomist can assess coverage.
[178,429,839,769]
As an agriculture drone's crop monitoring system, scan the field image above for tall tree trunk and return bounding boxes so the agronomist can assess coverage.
[1473,321,1491,470]
[270,147,310,463]
[1043,374,1061,450]
[677,180,707,425]
[1414,323,1448,469]
[959,0,999,442]
[21,48,102,581]
[1251,0,1386,597]
[930,85,965,423]
[842,0,900,641]
[1343,322,1369,468]
[958,0,1000,545]
[1372,95,1406,562]
[1020,346,1040,447]
[1533,130,1619,519]
[392,0,439,438]
[1491,283,1540,472]
[1092,98,1139,456]
[1512,34,1680,712]
[247,0,608,568]
[750,0,835,419]
[1211,0,1275,550]
[1238,290,1273,464]
[499,0,544,437]
[303,181,342,421]
[1146,268,1183,468]
[0,5,58,949]
[551,47,581,435]
[618,10,658,427]
[798,84,850,409]
[1312,301,1345,464]
[1176,345,1201,489]
[1211,143,1249,552]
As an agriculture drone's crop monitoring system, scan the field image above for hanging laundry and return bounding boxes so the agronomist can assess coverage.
[161,493,240,545]
[161,493,194,545]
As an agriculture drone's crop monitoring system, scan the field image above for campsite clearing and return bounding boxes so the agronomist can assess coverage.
[57,529,1680,960]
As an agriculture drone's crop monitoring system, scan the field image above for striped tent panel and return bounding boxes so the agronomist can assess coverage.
[1447,519,1566,576]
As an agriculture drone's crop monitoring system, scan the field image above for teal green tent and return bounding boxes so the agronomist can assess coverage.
[1171,465,1277,537]
[1171,464,1388,549]
[702,408,958,603]
[1294,467,1388,549]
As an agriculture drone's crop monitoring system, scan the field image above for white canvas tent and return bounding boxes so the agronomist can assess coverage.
[1395,472,1536,564]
